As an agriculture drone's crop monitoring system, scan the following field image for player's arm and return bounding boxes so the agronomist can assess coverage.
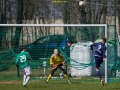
[90,43,97,52]
[50,55,57,68]
[27,52,32,60]
[50,54,54,65]
[60,54,66,66]
[15,56,19,68]
[62,61,66,66]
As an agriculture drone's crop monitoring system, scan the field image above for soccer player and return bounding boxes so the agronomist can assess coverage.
[46,49,71,84]
[16,46,31,87]
[90,37,106,86]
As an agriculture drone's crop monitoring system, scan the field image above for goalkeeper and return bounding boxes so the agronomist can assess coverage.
[46,49,71,84]
[16,46,31,87]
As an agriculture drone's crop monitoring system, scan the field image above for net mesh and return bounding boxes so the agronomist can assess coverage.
[0,0,120,82]
[0,25,119,82]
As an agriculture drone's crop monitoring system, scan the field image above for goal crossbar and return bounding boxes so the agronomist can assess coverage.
[0,24,107,27]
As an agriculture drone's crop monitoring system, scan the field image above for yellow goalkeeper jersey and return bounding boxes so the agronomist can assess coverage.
[50,54,64,65]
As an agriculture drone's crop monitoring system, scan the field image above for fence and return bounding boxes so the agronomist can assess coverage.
[0,0,120,83]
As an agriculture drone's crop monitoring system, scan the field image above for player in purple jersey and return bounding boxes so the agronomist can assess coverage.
[90,37,106,86]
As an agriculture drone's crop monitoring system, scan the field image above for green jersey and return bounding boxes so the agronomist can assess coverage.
[16,51,31,69]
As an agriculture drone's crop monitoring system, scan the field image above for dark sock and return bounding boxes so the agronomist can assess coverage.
[96,71,102,80]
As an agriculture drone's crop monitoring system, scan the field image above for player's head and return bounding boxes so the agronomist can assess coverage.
[54,49,59,55]
[20,46,26,51]
[102,37,106,44]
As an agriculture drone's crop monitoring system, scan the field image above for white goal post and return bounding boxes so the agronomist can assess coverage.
[0,24,108,83]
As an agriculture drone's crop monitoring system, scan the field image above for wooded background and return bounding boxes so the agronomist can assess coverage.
[0,0,118,49]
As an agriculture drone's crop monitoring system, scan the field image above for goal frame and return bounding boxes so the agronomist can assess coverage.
[0,24,108,83]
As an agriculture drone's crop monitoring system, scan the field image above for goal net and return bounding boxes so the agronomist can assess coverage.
[0,24,119,83]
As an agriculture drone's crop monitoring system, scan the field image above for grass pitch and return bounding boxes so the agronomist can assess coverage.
[0,80,120,90]
[0,65,120,90]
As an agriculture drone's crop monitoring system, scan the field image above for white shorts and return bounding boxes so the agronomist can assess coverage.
[23,65,31,75]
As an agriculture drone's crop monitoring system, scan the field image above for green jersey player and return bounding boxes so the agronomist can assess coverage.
[16,46,31,87]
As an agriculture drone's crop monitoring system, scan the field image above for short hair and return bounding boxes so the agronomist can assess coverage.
[20,46,26,51]
[54,48,61,55]
[54,48,58,51]
[102,37,106,43]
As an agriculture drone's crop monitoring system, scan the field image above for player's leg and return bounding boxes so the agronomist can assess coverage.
[96,67,102,81]
[23,70,27,86]
[23,65,31,87]
[95,58,102,80]
[46,66,58,83]
[25,75,31,84]
[95,58,104,85]
[96,66,104,86]
[58,64,71,84]
[23,74,27,84]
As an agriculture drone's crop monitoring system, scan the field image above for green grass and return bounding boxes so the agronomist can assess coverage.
[0,80,120,90]
[0,64,120,90]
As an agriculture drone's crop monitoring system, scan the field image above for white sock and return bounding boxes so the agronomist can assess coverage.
[25,76,30,84]
[23,75,26,83]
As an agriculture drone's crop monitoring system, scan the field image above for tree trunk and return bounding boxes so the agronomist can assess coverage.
[117,0,120,35]
[0,0,6,49]
[14,0,23,49]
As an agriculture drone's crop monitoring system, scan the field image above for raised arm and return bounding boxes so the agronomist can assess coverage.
[90,43,97,52]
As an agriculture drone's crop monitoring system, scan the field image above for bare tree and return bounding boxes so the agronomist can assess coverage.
[117,0,120,35]
[0,0,118,49]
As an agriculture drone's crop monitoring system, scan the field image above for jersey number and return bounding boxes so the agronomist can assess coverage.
[20,55,26,63]
[98,45,101,50]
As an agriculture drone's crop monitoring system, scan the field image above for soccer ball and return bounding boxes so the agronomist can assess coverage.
[79,1,85,6]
